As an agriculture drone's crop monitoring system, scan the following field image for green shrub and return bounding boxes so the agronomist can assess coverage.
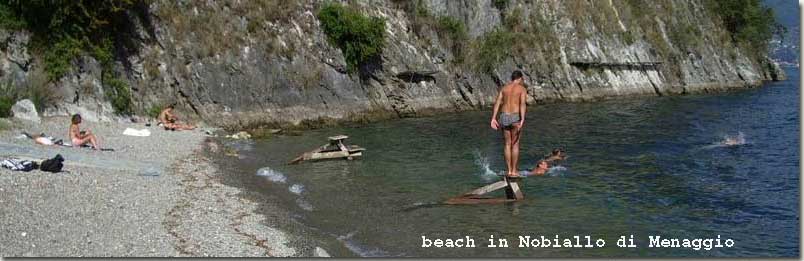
[473,29,514,74]
[493,0,509,10]
[1,0,140,115]
[703,0,780,53]
[42,37,84,81]
[503,7,524,31]
[22,65,56,114]
[436,16,467,63]
[669,23,702,50]
[106,77,132,115]
[3,0,142,81]
[437,16,465,37]
[0,118,9,130]
[317,3,386,73]
[0,3,24,30]
[0,95,12,117]
[146,103,163,119]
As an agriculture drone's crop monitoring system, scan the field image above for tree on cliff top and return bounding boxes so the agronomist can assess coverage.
[317,3,386,73]
[704,0,784,54]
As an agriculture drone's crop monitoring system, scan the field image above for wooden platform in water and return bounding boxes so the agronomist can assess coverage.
[445,176,524,205]
[289,135,365,164]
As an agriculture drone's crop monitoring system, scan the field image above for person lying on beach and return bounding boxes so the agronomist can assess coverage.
[158,104,196,131]
[22,132,62,146]
[69,114,101,150]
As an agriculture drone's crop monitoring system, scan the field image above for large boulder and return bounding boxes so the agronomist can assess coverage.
[11,99,40,123]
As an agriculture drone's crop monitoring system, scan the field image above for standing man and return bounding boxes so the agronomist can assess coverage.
[490,71,527,177]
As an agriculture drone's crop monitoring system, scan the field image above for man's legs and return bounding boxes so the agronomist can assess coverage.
[503,129,513,176]
[511,127,522,176]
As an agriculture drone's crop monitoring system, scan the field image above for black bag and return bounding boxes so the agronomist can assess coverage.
[40,154,64,173]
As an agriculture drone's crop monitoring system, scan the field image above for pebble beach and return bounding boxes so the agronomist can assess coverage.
[0,117,297,257]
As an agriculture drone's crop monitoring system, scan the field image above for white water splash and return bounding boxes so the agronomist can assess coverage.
[472,149,498,181]
[256,167,287,183]
[722,131,747,146]
[699,131,748,150]
[546,165,568,176]
[289,184,305,195]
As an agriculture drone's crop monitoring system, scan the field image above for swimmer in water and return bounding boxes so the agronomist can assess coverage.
[530,160,550,176]
[544,148,567,162]
[723,136,742,146]
[529,148,567,176]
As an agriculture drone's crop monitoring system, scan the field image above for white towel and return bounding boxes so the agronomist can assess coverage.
[123,128,151,137]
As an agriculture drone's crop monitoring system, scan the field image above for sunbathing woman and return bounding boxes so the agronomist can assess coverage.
[69,114,101,150]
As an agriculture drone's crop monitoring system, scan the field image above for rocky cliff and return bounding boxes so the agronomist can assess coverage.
[0,0,785,129]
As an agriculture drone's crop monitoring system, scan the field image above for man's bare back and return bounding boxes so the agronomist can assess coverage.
[499,82,526,114]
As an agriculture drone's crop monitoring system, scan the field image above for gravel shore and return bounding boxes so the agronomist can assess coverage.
[0,117,296,257]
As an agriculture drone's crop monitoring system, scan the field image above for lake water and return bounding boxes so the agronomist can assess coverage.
[218,68,799,257]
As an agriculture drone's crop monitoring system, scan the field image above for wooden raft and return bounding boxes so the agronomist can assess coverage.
[289,135,365,164]
[445,175,524,205]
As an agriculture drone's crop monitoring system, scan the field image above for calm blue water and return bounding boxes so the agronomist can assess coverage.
[221,68,799,257]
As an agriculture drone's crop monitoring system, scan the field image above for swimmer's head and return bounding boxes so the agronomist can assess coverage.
[537,160,549,169]
[551,148,563,156]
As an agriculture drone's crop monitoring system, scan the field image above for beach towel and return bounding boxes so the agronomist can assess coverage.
[58,142,115,152]
[123,128,151,137]
[1,158,38,172]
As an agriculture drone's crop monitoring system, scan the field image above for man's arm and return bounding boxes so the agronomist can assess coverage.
[518,87,527,126]
[490,90,503,130]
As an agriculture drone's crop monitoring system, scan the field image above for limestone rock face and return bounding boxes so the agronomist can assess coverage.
[11,99,39,123]
[0,0,787,127]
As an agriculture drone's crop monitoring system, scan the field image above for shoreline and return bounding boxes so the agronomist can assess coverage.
[163,145,297,257]
[230,79,775,134]
[0,117,299,257]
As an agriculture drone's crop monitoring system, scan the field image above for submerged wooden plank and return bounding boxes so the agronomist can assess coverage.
[506,181,524,200]
[308,150,350,160]
[466,181,509,196]
[445,195,519,205]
